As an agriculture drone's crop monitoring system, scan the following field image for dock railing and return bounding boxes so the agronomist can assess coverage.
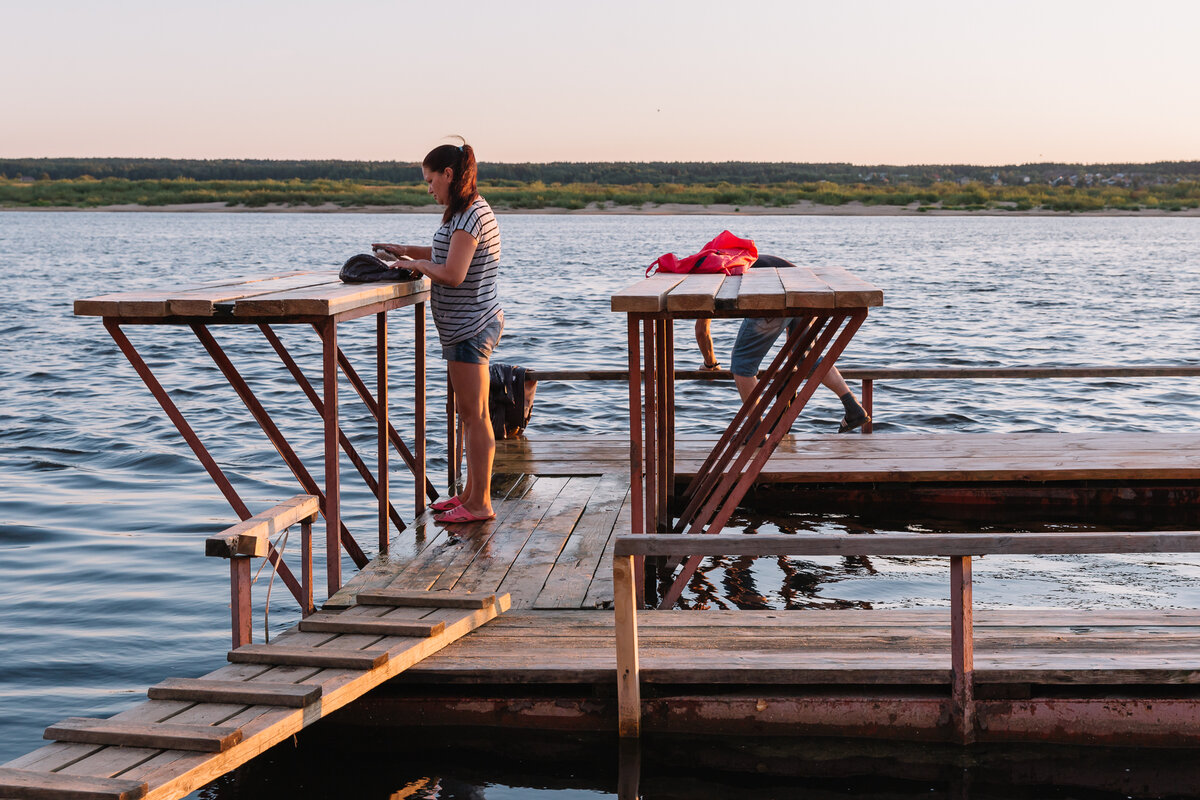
[612,530,1200,742]
[524,364,1200,434]
[205,495,320,648]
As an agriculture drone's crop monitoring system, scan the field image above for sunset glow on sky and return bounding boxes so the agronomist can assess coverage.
[3,0,1197,165]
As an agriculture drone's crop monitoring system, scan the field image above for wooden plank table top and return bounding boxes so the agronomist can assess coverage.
[611,265,883,314]
[75,270,431,321]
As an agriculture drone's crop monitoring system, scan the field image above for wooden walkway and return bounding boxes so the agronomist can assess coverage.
[494,432,1200,482]
[0,593,508,800]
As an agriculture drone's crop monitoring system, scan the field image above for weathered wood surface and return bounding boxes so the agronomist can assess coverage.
[399,609,1200,687]
[147,678,320,708]
[0,766,148,800]
[204,494,318,558]
[4,597,509,800]
[356,590,498,609]
[615,532,1200,558]
[610,265,882,313]
[297,614,445,638]
[494,432,1200,482]
[43,719,242,753]
[74,271,430,320]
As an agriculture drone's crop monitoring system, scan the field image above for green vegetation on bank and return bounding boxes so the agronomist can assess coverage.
[2,176,1199,212]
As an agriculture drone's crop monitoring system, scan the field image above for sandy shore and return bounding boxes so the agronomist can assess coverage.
[3,200,1199,217]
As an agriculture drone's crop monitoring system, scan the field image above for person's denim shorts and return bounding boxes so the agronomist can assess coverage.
[442,311,503,364]
[730,316,802,377]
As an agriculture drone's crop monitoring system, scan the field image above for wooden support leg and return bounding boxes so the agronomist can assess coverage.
[230,557,252,649]
[378,310,389,552]
[300,515,314,616]
[627,317,643,537]
[951,554,976,744]
[614,555,642,738]
[618,738,641,800]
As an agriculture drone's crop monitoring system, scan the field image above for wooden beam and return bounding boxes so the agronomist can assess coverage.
[614,555,642,738]
[0,767,148,800]
[147,678,322,708]
[205,495,319,558]
[43,718,242,753]
[614,532,1200,558]
[227,644,389,670]
[610,274,686,312]
[356,590,497,609]
[298,615,446,638]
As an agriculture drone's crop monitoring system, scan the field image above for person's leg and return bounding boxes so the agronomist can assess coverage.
[446,360,494,517]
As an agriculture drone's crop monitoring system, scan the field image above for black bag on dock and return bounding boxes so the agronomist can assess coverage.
[489,363,537,439]
[339,253,418,283]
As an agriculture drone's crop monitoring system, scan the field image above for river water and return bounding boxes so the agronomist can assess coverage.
[1,211,1199,797]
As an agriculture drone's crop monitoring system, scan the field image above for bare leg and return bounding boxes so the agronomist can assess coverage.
[446,360,495,517]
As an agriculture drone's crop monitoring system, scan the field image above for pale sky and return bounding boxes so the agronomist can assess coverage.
[3,0,1197,165]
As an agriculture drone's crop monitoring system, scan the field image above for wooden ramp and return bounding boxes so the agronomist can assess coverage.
[0,592,508,800]
[495,432,1200,483]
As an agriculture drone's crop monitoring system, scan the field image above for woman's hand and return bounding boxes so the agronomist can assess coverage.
[371,243,404,258]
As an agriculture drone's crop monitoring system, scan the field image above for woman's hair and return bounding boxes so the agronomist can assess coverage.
[423,140,478,223]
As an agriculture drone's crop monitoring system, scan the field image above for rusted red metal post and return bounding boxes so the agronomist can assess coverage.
[862,378,874,434]
[626,317,644,538]
[951,554,976,743]
[322,317,341,596]
[642,318,658,534]
[415,302,426,514]
[230,556,252,649]
[377,311,389,551]
[656,319,670,530]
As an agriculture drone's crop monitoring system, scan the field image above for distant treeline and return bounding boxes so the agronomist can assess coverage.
[3,158,1199,187]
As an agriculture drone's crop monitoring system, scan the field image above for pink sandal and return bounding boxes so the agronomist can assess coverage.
[435,505,496,524]
[430,495,462,513]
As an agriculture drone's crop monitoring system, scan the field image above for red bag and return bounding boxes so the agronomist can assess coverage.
[646,231,758,277]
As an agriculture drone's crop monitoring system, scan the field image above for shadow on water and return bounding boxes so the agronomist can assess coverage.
[198,725,1200,799]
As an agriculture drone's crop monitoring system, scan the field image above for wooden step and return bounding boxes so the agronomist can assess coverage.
[43,717,242,753]
[147,677,321,707]
[227,644,389,670]
[356,590,497,609]
[298,615,445,638]
[0,767,147,800]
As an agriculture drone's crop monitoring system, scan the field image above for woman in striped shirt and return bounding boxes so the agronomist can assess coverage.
[373,141,503,523]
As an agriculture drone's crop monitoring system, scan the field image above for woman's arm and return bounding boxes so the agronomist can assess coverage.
[371,242,434,260]
[399,229,478,287]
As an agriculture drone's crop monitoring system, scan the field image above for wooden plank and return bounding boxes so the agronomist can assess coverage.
[810,265,884,307]
[298,615,445,638]
[713,274,742,311]
[146,678,321,708]
[231,277,429,317]
[535,473,629,609]
[356,590,497,609]
[778,267,837,309]
[664,273,726,312]
[227,645,389,670]
[614,532,1200,558]
[43,719,242,753]
[735,266,786,310]
[497,476,599,608]
[205,495,318,558]
[0,767,147,800]
[610,274,687,313]
[72,271,318,318]
[168,272,340,316]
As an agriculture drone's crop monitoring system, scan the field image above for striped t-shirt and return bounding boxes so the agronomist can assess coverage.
[430,196,502,346]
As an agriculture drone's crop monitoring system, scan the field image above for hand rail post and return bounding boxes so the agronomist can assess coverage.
[614,554,642,737]
[300,513,316,616]
[950,554,976,743]
[230,556,252,649]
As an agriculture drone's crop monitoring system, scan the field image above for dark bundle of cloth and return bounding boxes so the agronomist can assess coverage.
[488,363,537,439]
[339,253,418,283]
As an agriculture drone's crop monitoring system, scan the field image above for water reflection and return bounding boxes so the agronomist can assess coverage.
[198,725,1200,799]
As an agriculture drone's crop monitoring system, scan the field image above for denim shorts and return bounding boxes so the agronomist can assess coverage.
[730,316,803,377]
[442,311,503,364]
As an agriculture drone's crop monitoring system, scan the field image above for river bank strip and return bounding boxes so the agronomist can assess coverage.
[3,177,1199,214]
